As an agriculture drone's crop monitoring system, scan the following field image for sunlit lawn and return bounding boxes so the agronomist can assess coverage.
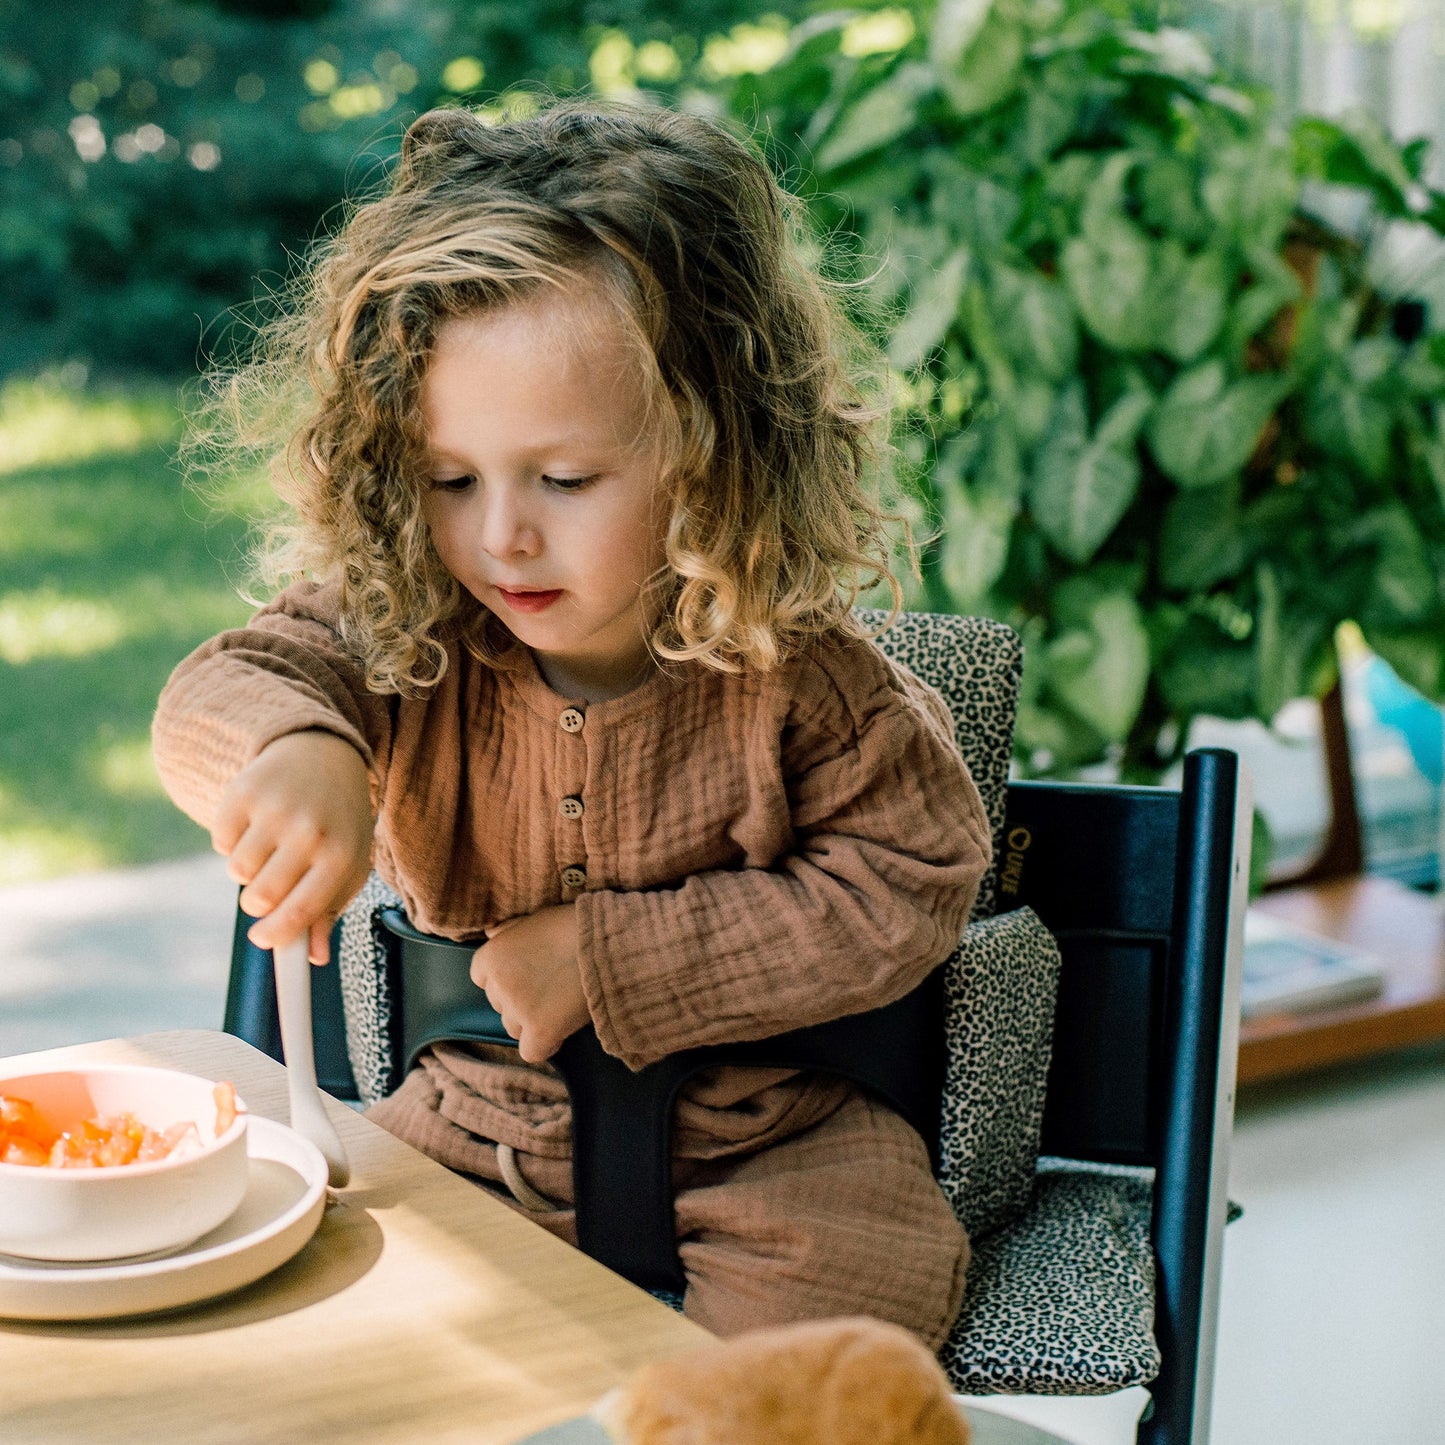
[0,377,268,884]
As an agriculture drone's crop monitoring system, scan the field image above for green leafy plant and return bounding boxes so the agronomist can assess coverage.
[722,0,1445,778]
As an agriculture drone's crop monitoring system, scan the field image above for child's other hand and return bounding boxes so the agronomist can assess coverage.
[471,904,588,1063]
[213,730,374,964]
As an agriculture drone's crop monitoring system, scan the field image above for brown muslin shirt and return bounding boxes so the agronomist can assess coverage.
[153,579,990,1164]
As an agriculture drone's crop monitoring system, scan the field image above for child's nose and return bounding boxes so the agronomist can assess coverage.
[479,489,541,559]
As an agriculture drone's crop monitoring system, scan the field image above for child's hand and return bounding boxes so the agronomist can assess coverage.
[471,904,588,1063]
[212,730,375,964]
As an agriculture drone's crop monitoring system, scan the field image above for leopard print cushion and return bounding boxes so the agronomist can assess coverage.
[933,910,1160,1397]
[337,870,403,1107]
[938,906,1061,1240]
[859,610,1022,920]
[940,1167,1160,1395]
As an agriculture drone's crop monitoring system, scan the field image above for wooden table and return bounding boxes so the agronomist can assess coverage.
[1240,875,1445,1084]
[0,1030,709,1445]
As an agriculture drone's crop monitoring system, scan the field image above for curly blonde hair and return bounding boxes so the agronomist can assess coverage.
[196,98,906,694]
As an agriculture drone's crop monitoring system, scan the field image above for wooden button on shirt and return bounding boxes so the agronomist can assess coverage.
[560,866,587,890]
[559,707,585,733]
[559,796,584,819]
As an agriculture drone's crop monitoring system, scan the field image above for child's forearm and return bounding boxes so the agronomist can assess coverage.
[153,652,374,828]
[577,837,986,1071]
[152,587,386,829]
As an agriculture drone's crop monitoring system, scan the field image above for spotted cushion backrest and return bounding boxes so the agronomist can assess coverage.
[858,610,1023,920]
[860,615,1055,1250]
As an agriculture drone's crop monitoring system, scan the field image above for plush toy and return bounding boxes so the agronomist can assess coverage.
[591,1315,971,1445]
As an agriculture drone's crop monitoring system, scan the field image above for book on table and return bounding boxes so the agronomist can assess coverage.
[1241,909,1387,1018]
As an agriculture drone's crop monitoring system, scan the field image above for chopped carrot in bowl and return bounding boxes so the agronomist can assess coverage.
[0,1082,242,1170]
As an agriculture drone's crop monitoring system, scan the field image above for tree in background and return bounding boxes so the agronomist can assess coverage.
[0,0,816,378]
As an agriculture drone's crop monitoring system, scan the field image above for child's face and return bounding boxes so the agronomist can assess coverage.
[420,287,670,700]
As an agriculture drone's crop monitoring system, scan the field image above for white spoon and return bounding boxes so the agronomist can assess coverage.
[272,937,351,1188]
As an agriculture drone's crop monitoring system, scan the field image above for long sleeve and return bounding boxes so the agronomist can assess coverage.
[152,580,392,829]
[575,644,991,1071]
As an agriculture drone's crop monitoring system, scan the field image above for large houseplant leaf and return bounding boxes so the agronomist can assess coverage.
[887,249,970,369]
[1148,360,1290,487]
[1159,481,1247,591]
[814,63,933,171]
[931,1,1026,118]
[988,263,1079,381]
[1044,587,1151,742]
[1029,385,1153,562]
[1156,245,1231,363]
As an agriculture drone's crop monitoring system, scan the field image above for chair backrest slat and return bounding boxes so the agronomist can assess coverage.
[1002,750,1247,1445]
[1152,749,1249,1445]
[1000,779,1183,1165]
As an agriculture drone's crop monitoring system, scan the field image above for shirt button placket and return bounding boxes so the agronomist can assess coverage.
[558,706,587,897]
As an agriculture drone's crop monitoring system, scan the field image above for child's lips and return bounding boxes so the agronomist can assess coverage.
[495,586,563,614]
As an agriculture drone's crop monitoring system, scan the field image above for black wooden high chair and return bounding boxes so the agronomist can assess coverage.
[224,612,1248,1445]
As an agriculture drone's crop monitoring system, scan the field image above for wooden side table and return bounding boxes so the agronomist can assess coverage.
[1239,874,1445,1083]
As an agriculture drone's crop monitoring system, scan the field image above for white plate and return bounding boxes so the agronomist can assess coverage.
[515,1405,1070,1445]
[0,1116,328,1320]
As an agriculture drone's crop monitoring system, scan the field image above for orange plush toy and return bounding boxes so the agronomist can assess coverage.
[590,1315,971,1445]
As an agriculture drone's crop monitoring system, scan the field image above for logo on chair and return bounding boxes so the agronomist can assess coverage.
[999,826,1032,897]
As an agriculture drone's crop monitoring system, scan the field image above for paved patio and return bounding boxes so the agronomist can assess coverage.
[0,852,236,1059]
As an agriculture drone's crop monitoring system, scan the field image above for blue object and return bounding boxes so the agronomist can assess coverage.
[1361,656,1444,785]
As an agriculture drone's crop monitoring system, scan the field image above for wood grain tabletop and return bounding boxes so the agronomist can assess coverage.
[0,1030,709,1445]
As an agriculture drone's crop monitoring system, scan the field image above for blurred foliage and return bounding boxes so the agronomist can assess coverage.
[0,0,818,378]
[11,0,1445,799]
[719,0,1445,779]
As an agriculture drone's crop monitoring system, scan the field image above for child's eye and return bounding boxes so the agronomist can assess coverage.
[542,473,600,492]
[431,475,474,493]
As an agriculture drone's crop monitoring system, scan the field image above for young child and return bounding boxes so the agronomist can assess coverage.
[153,99,991,1349]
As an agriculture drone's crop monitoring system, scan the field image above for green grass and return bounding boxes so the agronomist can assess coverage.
[0,376,269,884]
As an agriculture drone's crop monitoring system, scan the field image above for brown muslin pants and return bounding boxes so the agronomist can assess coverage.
[367,1049,968,1350]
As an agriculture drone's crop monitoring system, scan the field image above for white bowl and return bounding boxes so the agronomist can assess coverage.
[0,1064,249,1262]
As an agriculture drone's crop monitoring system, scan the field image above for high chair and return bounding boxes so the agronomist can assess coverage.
[224,612,1248,1445]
